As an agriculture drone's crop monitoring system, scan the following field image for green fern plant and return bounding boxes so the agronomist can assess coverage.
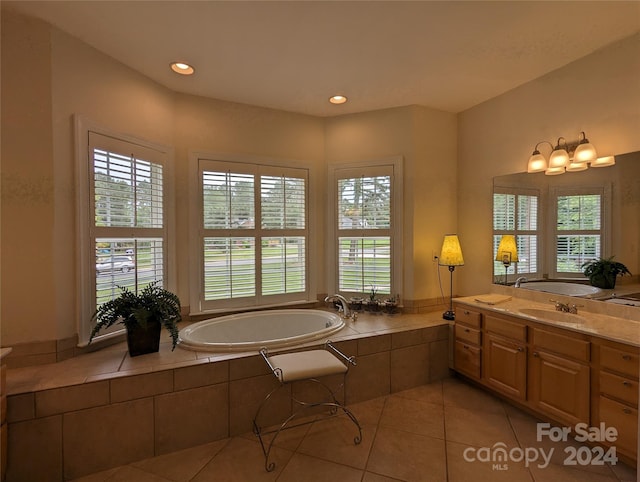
[89,281,181,350]
[581,256,631,289]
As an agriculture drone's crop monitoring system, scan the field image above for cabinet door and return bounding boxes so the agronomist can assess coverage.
[454,340,481,380]
[529,350,590,426]
[483,333,526,400]
[599,396,638,459]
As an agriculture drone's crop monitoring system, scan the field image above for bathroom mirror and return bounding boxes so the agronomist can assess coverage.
[492,151,640,286]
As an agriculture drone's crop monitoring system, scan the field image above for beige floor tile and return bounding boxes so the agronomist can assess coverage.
[608,461,638,481]
[191,436,292,481]
[346,395,386,426]
[446,440,534,482]
[94,465,173,481]
[366,425,447,481]
[131,439,229,481]
[442,377,506,415]
[277,452,364,482]
[379,395,444,439]
[362,472,406,482]
[528,461,620,481]
[66,466,121,482]
[296,415,374,469]
[444,404,518,449]
[392,380,444,405]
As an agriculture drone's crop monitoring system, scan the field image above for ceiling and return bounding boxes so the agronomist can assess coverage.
[6,1,640,117]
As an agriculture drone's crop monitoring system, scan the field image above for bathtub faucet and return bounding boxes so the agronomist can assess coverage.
[514,277,528,288]
[325,294,351,320]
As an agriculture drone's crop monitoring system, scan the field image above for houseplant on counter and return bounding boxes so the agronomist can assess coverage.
[581,256,631,289]
[89,281,182,356]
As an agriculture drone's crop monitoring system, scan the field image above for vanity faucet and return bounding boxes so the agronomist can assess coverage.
[550,300,582,314]
[514,277,528,288]
[325,294,351,319]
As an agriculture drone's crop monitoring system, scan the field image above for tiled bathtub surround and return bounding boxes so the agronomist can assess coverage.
[4,311,449,480]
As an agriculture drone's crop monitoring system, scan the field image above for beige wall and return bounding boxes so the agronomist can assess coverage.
[1,7,638,349]
[457,33,640,296]
[324,106,458,305]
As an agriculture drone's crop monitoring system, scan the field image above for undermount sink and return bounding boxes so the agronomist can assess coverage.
[518,308,588,324]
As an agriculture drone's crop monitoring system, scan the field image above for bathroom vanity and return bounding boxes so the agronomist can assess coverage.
[453,296,638,465]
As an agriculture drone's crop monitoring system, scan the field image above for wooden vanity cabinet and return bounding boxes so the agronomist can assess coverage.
[593,341,639,461]
[483,315,527,400]
[452,302,639,465]
[453,308,482,380]
[529,327,590,427]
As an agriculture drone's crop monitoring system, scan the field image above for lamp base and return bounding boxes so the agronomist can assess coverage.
[442,310,455,321]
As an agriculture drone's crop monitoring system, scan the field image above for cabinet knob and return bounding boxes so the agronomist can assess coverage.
[464,328,470,333]
[622,355,632,361]
[517,347,524,353]
[622,381,632,387]
[533,352,539,357]
[464,310,470,315]
[623,408,632,415]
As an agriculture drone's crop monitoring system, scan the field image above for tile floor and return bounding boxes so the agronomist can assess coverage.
[68,377,637,482]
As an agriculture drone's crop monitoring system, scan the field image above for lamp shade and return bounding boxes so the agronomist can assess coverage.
[573,142,597,163]
[591,155,615,168]
[549,147,569,168]
[439,235,464,267]
[495,235,519,264]
[527,151,547,173]
[566,161,588,172]
[544,166,565,176]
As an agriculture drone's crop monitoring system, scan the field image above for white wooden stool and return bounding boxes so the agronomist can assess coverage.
[253,341,362,471]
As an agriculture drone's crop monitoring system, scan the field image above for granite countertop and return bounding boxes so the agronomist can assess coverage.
[455,294,640,347]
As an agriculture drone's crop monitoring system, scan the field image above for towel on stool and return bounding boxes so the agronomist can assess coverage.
[268,350,348,383]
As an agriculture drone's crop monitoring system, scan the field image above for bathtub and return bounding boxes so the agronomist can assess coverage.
[518,281,603,297]
[178,309,345,352]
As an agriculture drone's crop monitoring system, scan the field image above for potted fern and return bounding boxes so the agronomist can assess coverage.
[89,281,182,356]
[581,256,631,289]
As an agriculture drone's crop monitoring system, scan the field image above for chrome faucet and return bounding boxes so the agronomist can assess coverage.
[325,294,351,319]
[550,300,582,314]
[514,277,528,288]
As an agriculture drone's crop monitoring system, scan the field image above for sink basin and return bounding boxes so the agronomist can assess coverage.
[518,308,588,324]
[518,282,602,297]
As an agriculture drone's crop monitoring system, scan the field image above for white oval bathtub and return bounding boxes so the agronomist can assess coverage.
[178,309,345,352]
[519,281,603,297]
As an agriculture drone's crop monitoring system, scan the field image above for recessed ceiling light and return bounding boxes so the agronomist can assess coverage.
[329,95,347,105]
[170,62,195,75]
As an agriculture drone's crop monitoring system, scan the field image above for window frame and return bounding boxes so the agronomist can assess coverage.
[75,116,176,346]
[548,185,611,279]
[189,152,316,315]
[492,187,542,283]
[327,157,403,299]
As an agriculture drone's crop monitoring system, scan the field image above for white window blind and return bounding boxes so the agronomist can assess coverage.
[200,160,309,310]
[555,192,602,274]
[337,172,392,295]
[493,190,540,282]
[83,129,169,343]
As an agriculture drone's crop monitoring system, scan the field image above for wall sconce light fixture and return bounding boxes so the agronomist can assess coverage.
[495,235,518,285]
[439,234,464,320]
[527,132,614,175]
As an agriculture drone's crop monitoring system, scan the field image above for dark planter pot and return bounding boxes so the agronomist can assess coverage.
[589,274,616,290]
[126,321,161,357]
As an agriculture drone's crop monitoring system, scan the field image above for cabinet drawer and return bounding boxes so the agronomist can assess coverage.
[600,345,639,378]
[532,329,590,362]
[455,308,481,329]
[454,340,481,379]
[455,324,481,345]
[599,396,638,456]
[485,315,526,341]
[600,371,639,406]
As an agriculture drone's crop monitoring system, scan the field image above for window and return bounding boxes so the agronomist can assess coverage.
[197,159,309,311]
[330,161,402,299]
[493,189,540,283]
[551,187,609,277]
[76,119,173,345]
